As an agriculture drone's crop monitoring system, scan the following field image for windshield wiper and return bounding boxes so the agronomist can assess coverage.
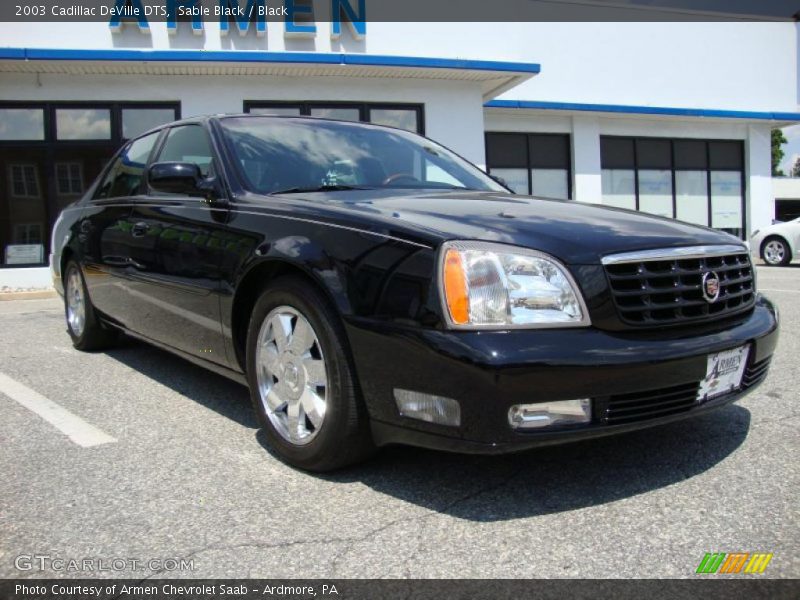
[269,184,373,195]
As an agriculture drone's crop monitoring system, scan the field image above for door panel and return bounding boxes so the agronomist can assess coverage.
[127,200,229,365]
[125,124,229,366]
[79,131,161,325]
[78,201,135,325]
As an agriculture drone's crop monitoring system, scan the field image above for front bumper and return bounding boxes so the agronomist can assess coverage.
[344,295,779,454]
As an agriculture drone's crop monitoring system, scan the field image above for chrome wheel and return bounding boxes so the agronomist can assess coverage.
[66,267,86,337]
[255,306,328,445]
[764,240,786,265]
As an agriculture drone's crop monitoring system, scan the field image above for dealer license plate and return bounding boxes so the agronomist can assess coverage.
[697,345,749,402]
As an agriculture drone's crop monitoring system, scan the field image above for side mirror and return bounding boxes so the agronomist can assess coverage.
[147,162,203,195]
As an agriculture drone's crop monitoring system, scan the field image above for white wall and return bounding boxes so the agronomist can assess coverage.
[0,266,52,290]
[773,176,800,200]
[2,20,797,112]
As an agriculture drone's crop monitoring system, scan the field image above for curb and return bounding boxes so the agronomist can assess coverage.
[0,290,58,301]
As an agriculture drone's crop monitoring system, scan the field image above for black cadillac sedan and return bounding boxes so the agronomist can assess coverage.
[51,115,778,471]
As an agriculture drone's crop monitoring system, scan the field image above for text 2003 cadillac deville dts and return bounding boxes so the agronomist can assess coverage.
[51,115,778,471]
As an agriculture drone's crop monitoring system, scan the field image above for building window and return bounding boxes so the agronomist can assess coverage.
[9,164,40,198]
[55,162,83,196]
[601,136,745,238]
[0,108,45,141]
[0,101,180,268]
[244,101,425,134]
[485,132,572,199]
[309,106,361,122]
[247,105,302,117]
[122,107,180,140]
[56,108,112,141]
[13,223,43,244]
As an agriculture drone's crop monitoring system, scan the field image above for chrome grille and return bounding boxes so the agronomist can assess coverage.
[603,248,755,326]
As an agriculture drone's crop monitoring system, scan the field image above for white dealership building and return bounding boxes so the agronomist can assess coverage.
[0,4,799,287]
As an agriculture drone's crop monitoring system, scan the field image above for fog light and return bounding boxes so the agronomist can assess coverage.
[509,399,591,429]
[394,389,461,427]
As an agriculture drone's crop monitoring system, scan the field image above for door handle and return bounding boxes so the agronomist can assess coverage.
[131,222,151,237]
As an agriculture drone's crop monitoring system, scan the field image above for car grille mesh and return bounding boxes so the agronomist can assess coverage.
[600,382,699,425]
[741,357,771,390]
[604,252,755,326]
[597,356,771,426]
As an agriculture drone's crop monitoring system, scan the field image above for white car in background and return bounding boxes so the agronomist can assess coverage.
[751,218,800,266]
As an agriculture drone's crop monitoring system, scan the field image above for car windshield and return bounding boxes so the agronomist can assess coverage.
[219,116,507,195]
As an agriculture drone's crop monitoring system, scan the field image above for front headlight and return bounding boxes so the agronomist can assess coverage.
[439,241,590,329]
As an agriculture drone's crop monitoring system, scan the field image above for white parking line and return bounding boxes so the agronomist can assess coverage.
[0,372,116,447]
[760,288,800,293]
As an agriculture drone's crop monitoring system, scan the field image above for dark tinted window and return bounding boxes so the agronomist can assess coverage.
[157,125,214,177]
[674,140,707,169]
[485,133,527,168]
[636,139,672,169]
[528,134,570,169]
[709,141,743,170]
[95,132,159,199]
[600,136,745,238]
[601,138,635,168]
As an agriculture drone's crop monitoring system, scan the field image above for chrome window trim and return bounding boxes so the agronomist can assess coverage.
[601,244,748,266]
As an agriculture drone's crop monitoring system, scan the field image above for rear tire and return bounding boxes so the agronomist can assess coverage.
[761,237,791,266]
[63,261,118,351]
[245,276,374,471]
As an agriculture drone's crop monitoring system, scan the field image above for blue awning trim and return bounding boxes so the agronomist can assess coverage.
[0,47,541,74]
[485,99,800,122]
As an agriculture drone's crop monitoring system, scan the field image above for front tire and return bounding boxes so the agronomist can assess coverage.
[245,276,374,471]
[63,261,118,351]
[762,237,791,266]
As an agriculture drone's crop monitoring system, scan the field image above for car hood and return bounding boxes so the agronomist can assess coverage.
[267,189,744,265]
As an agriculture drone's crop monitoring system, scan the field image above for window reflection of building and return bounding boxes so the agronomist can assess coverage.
[56,163,83,196]
[7,162,45,250]
[13,223,42,245]
[10,164,39,198]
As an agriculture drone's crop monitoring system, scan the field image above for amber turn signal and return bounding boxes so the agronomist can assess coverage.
[443,248,469,324]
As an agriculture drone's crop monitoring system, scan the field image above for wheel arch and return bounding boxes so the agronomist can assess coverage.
[230,258,348,373]
[60,247,75,281]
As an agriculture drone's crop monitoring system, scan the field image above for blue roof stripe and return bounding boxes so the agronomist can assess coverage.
[485,99,800,122]
[0,47,26,59]
[0,47,540,74]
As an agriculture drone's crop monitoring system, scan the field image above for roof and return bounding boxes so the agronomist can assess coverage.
[0,48,541,101]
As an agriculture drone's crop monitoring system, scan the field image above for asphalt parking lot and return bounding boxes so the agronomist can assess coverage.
[1,265,798,580]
